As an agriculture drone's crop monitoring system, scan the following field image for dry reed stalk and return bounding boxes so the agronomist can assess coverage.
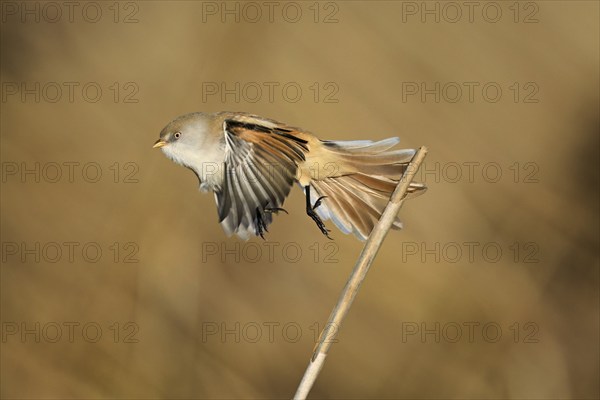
[293,146,429,400]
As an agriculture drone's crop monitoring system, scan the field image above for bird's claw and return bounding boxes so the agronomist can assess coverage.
[265,207,288,215]
[312,196,328,211]
[255,203,288,239]
[310,212,333,240]
[307,200,333,240]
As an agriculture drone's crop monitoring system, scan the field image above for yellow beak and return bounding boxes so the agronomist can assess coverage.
[153,139,167,148]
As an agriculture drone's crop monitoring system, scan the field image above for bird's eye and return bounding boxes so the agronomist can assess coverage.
[173,132,181,139]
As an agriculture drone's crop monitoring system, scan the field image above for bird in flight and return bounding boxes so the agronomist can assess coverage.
[153,112,426,240]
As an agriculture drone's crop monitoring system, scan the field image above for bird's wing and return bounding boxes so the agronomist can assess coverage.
[215,116,309,239]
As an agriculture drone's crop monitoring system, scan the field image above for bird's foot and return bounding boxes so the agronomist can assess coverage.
[307,197,332,240]
[255,203,288,239]
[255,207,269,240]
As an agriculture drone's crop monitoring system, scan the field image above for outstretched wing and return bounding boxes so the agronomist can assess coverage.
[215,115,309,239]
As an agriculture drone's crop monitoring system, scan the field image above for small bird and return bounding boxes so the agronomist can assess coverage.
[153,112,426,240]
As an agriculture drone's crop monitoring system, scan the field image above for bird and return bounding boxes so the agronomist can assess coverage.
[153,112,426,240]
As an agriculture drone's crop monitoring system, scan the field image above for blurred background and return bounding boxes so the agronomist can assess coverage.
[1,1,598,399]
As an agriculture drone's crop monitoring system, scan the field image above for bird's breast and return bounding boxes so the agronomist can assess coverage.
[162,141,225,191]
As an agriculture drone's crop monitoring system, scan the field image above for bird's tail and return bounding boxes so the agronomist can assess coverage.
[308,138,426,240]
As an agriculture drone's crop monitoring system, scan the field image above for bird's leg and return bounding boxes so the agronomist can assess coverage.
[255,203,288,239]
[305,186,332,240]
[254,207,268,240]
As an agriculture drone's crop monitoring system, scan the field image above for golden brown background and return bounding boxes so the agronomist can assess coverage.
[1,1,598,399]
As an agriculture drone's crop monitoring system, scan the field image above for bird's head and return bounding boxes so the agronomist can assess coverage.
[153,112,213,168]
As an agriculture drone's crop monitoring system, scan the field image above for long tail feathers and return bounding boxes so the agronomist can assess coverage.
[309,138,426,240]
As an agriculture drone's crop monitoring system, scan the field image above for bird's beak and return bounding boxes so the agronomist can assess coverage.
[153,139,167,149]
